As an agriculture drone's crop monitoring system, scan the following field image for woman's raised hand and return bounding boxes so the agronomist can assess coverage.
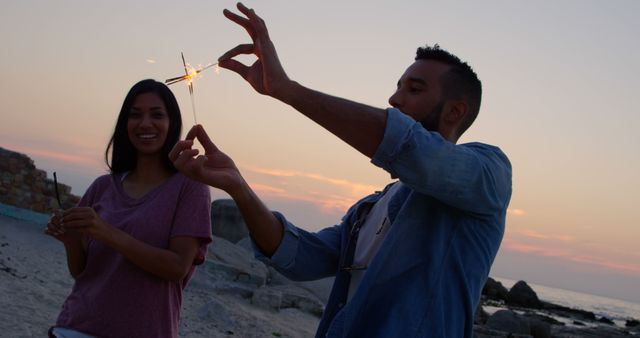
[169,124,245,195]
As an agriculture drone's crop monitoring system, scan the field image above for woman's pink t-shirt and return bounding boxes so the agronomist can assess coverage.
[55,173,212,338]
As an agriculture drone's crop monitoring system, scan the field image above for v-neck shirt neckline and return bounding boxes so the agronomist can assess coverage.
[114,172,176,205]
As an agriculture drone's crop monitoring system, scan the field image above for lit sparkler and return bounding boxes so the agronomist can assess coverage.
[165,52,218,124]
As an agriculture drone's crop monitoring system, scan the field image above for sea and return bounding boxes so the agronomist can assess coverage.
[493,277,640,327]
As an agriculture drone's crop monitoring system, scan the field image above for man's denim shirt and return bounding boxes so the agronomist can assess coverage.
[253,108,512,338]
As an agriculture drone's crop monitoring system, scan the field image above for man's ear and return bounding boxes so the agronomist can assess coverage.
[442,100,468,125]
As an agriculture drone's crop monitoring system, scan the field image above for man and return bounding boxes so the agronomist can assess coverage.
[170,3,512,337]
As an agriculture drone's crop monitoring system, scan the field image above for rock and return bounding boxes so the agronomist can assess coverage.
[252,286,282,311]
[266,267,334,305]
[598,316,614,325]
[211,199,249,243]
[626,319,639,327]
[541,300,596,321]
[292,278,334,306]
[235,237,254,253]
[475,304,489,325]
[486,309,530,335]
[203,236,268,287]
[0,147,80,213]
[523,313,563,326]
[269,284,325,317]
[527,317,551,338]
[198,297,232,322]
[235,237,334,307]
[473,325,532,337]
[483,277,509,302]
[507,281,542,309]
[551,324,632,338]
[209,281,256,299]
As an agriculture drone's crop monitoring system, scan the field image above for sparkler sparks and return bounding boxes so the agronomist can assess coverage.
[165,62,217,85]
[165,52,218,125]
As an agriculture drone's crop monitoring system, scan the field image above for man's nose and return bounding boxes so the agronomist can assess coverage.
[388,92,402,108]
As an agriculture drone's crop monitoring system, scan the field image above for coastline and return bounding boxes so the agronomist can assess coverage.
[493,277,640,326]
[477,277,640,337]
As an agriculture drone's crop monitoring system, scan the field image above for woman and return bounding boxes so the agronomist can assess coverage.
[45,79,212,338]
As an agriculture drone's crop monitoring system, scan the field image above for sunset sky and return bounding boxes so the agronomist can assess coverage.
[2,1,639,303]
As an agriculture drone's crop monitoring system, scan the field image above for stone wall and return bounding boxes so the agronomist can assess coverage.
[0,147,80,213]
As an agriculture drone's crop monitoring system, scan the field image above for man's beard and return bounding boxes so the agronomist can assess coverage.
[419,100,445,132]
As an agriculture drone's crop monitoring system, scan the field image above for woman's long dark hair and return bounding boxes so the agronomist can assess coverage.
[105,79,182,174]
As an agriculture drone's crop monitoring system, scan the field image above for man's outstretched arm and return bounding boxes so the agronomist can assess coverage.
[218,2,387,158]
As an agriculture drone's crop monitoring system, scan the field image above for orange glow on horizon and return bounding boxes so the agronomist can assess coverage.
[4,144,101,170]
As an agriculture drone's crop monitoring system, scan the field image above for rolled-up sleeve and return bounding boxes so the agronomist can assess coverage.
[371,108,417,178]
[252,212,300,269]
[371,108,512,215]
[251,211,344,281]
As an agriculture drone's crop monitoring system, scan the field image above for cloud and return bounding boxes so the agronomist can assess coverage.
[146,58,156,64]
[240,164,383,214]
[502,238,571,257]
[518,229,575,242]
[243,165,379,197]
[579,258,640,275]
[250,183,286,195]
[4,144,101,169]
[502,236,640,277]
[236,164,393,219]
[507,208,526,216]
[249,181,357,214]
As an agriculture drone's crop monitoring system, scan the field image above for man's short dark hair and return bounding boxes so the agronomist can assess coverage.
[415,44,482,136]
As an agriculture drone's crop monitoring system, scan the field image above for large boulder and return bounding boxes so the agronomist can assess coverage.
[485,309,531,335]
[211,199,249,243]
[483,277,509,301]
[527,317,551,338]
[506,281,542,309]
[598,316,614,325]
[267,265,334,305]
[237,237,335,306]
[626,319,640,327]
[202,236,268,287]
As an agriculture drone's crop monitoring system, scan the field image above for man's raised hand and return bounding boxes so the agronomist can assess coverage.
[218,2,291,100]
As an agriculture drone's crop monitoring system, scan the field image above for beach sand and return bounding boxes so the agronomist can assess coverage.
[0,215,70,337]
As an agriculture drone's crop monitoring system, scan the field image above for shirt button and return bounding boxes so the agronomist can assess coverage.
[338,302,344,308]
